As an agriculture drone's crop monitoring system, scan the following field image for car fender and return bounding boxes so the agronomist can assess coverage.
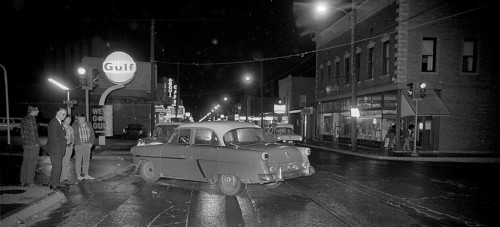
[215,148,269,184]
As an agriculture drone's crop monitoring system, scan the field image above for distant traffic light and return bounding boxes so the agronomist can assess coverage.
[91,69,100,89]
[419,82,427,98]
[407,83,414,98]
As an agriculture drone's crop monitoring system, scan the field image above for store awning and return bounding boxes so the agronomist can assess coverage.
[401,90,450,117]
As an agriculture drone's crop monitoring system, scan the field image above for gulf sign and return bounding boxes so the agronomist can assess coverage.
[102,51,137,84]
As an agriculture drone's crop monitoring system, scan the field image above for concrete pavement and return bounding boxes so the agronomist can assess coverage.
[2,137,499,227]
[0,137,136,227]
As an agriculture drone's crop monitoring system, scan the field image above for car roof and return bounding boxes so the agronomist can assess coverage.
[269,123,293,128]
[156,122,186,126]
[177,121,260,136]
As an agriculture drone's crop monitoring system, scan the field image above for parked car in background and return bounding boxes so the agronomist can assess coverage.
[123,123,147,139]
[264,123,302,144]
[136,122,186,146]
[131,121,315,196]
[0,117,23,134]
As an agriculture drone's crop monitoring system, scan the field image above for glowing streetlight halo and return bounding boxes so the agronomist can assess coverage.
[48,78,70,90]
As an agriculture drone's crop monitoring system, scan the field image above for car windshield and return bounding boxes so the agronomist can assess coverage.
[223,127,267,147]
[275,128,294,134]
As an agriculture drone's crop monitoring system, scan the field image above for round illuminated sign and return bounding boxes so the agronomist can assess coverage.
[102,51,137,84]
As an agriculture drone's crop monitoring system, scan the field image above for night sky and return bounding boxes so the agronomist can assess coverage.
[0,0,342,119]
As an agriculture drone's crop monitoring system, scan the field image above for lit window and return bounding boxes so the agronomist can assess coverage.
[382,41,390,74]
[345,58,350,85]
[462,39,477,73]
[421,38,436,72]
[368,47,374,79]
[356,53,361,82]
[335,61,340,85]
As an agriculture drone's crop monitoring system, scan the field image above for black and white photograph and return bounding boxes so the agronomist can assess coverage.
[1,0,499,226]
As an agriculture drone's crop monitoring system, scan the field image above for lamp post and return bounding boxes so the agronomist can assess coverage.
[243,73,263,127]
[48,78,71,115]
[315,0,357,152]
[1,64,11,145]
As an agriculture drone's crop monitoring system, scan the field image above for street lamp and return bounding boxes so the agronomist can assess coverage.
[48,77,71,115]
[315,0,357,152]
[243,73,264,127]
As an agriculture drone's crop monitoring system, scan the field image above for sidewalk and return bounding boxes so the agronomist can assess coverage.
[301,139,500,163]
[0,137,137,227]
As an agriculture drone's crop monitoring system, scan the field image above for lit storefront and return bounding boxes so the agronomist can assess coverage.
[317,91,398,147]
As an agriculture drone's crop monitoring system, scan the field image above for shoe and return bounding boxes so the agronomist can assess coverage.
[77,176,84,181]
[84,175,95,180]
[20,183,27,187]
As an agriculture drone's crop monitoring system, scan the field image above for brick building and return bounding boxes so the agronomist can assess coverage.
[313,0,498,151]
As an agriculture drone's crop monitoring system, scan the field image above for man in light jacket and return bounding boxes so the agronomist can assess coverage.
[73,114,96,180]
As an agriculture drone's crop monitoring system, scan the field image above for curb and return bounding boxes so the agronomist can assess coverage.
[92,155,125,160]
[303,144,500,163]
[1,191,66,227]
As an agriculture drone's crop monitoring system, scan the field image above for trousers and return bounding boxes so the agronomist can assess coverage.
[48,148,65,186]
[60,145,74,181]
[20,145,40,184]
[75,143,92,176]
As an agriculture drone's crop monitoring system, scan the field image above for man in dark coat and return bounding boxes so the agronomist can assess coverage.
[19,106,40,187]
[46,107,68,190]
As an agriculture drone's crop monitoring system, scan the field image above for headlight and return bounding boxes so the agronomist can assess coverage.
[261,152,269,160]
[269,166,274,172]
[299,136,303,141]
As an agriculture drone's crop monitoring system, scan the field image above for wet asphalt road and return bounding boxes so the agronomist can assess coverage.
[2,143,500,226]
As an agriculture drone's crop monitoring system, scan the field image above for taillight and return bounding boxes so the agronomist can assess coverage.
[262,152,269,160]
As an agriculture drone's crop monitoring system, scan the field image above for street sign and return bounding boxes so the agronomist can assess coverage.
[301,108,311,115]
[63,100,77,105]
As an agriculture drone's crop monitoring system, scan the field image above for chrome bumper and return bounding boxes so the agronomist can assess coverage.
[258,166,315,181]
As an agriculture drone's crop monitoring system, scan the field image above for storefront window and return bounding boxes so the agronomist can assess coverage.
[384,93,397,108]
[372,95,382,108]
[357,110,382,141]
[338,112,351,138]
[359,96,372,109]
[320,114,334,135]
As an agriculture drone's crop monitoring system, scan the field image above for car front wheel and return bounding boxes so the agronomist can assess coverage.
[218,174,243,196]
[140,160,160,183]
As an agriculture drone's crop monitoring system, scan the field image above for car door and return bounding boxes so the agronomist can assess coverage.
[185,128,219,181]
[159,128,190,178]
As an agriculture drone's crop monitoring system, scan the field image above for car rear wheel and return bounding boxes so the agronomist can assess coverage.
[264,182,282,188]
[218,174,243,196]
[140,160,159,183]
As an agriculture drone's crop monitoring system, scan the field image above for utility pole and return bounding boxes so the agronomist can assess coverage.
[350,0,358,152]
[150,19,156,133]
[260,60,264,127]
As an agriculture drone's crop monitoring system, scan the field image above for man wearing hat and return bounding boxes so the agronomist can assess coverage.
[19,106,40,187]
